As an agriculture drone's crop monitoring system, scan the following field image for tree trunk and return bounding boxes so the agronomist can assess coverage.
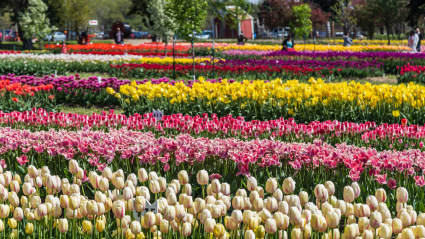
[385,24,391,45]
[22,39,33,50]
[17,23,33,50]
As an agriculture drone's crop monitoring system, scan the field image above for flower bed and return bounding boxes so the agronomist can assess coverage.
[398,64,425,84]
[1,126,425,184]
[108,77,425,124]
[0,108,422,151]
[0,160,422,238]
[0,80,55,112]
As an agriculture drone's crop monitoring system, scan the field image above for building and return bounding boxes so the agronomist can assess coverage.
[213,6,255,39]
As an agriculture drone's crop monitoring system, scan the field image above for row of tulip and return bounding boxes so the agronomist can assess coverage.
[110,63,358,80]
[43,42,412,53]
[0,55,385,79]
[110,58,384,79]
[1,126,425,188]
[398,64,425,84]
[0,159,422,239]
[0,80,55,112]
[0,108,420,151]
[108,77,425,124]
[216,44,411,52]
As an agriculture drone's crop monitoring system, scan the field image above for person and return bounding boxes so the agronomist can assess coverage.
[78,31,88,45]
[282,36,294,51]
[237,32,247,45]
[417,28,423,53]
[408,30,419,53]
[114,27,124,45]
[343,33,352,47]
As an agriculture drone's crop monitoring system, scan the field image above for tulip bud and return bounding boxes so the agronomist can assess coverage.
[58,218,68,233]
[196,170,208,186]
[265,197,278,212]
[362,229,374,239]
[324,181,335,196]
[265,218,277,234]
[291,227,302,239]
[400,228,415,239]
[144,211,156,228]
[391,218,403,234]
[358,217,369,233]
[182,222,191,237]
[366,196,378,211]
[99,177,109,192]
[370,211,382,228]
[289,206,302,226]
[7,218,17,229]
[282,177,296,195]
[396,187,408,203]
[219,182,230,196]
[0,204,11,219]
[343,186,355,203]
[69,194,80,210]
[25,222,34,235]
[204,217,216,233]
[266,178,278,194]
[244,176,257,191]
[69,160,79,175]
[22,182,35,196]
[377,223,392,239]
[274,212,289,230]
[326,210,340,229]
[314,184,328,203]
[149,180,160,194]
[130,221,141,235]
[273,189,283,202]
[312,213,327,232]
[112,200,125,219]
[414,225,425,238]
[253,197,264,211]
[82,220,92,234]
[245,229,256,239]
[13,207,23,221]
[177,170,189,185]
[400,210,411,227]
[375,188,387,203]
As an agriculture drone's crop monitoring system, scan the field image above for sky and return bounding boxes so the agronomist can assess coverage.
[247,0,262,3]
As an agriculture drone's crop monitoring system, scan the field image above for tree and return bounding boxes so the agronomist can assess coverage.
[291,4,313,38]
[91,0,132,32]
[166,0,208,40]
[259,0,295,30]
[61,0,92,35]
[332,0,356,35]
[407,0,425,27]
[19,0,55,47]
[353,0,376,39]
[308,0,338,12]
[310,4,329,35]
[367,0,408,44]
[42,0,65,29]
[226,0,252,31]
[145,0,175,42]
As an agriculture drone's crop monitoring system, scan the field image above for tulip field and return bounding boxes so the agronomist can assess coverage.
[0,42,425,238]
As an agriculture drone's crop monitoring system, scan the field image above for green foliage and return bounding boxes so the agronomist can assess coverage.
[19,0,55,40]
[61,0,92,32]
[366,0,408,44]
[90,0,132,30]
[145,0,175,42]
[225,0,252,30]
[291,4,313,38]
[331,0,356,34]
[166,0,208,40]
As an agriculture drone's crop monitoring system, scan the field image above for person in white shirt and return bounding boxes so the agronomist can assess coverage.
[408,30,419,53]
